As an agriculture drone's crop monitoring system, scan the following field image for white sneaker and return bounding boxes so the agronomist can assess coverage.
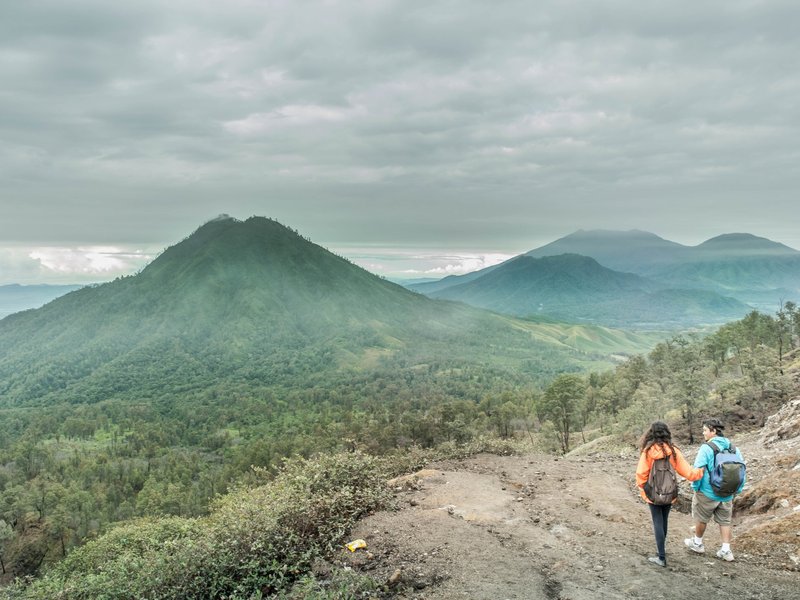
[684,538,705,553]
[716,548,735,562]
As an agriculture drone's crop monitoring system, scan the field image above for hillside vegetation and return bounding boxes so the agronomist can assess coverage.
[0,217,658,584]
[2,299,799,597]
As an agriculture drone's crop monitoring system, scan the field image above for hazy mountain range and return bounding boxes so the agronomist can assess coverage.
[3,224,795,342]
[410,229,800,328]
[0,217,655,407]
[0,284,83,319]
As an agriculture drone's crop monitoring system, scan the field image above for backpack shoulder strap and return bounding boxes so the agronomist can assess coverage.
[703,441,720,469]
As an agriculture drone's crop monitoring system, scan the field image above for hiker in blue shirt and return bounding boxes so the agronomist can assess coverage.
[684,418,746,562]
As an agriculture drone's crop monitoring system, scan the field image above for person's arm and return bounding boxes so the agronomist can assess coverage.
[673,448,704,481]
[690,444,710,490]
[693,443,708,468]
[636,451,651,489]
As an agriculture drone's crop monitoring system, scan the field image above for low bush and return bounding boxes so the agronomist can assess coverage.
[2,438,532,599]
[2,452,392,600]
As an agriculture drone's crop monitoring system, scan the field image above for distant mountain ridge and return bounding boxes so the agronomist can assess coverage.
[435,254,655,303]
[408,229,800,321]
[526,229,799,272]
[524,229,689,273]
[695,233,798,257]
[419,253,748,329]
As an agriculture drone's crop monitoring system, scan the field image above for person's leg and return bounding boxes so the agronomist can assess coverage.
[694,521,707,538]
[715,502,735,560]
[686,494,711,552]
[649,504,668,562]
[719,525,731,542]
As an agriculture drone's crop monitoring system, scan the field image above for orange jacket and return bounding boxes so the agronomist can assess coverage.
[636,443,704,504]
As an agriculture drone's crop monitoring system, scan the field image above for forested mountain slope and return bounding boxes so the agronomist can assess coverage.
[0,217,655,408]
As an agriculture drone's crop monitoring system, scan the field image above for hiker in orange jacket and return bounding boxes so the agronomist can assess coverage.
[636,421,704,567]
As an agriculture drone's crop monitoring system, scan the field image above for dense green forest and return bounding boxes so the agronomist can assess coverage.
[0,347,602,581]
[1,301,799,594]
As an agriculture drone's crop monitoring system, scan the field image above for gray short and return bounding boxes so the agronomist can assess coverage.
[692,492,733,526]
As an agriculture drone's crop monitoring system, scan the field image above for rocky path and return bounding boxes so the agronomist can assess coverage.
[342,445,799,599]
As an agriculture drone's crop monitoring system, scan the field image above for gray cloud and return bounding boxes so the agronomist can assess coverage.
[1,0,800,282]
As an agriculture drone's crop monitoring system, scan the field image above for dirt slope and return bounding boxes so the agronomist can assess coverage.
[339,438,799,599]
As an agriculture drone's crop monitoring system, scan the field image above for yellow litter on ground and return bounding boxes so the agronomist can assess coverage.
[346,539,367,552]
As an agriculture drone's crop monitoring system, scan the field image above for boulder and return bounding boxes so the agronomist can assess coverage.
[760,399,800,447]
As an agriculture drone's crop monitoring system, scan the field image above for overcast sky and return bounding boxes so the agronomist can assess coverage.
[2,0,799,284]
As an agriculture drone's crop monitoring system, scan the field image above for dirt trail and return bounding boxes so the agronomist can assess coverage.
[341,441,799,600]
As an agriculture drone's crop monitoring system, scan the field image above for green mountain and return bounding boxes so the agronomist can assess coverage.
[422,253,749,329]
[411,267,503,294]
[426,254,654,305]
[0,217,653,408]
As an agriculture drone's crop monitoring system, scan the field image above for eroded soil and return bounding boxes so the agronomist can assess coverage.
[338,435,799,600]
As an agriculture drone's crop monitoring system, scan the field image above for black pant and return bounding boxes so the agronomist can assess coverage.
[648,503,671,561]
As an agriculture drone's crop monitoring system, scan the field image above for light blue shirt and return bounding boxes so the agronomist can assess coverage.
[691,436,746,501]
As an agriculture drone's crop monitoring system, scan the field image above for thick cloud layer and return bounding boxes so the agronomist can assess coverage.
[1,1,799,281]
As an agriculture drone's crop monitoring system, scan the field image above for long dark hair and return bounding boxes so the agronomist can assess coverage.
[639,421,675,454]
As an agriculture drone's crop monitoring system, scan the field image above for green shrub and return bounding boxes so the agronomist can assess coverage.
[2,452,391,600]
[1,439,528,599]
[279,568,381,599]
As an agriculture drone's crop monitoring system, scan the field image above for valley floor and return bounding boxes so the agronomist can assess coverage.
[338,439,798,599]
